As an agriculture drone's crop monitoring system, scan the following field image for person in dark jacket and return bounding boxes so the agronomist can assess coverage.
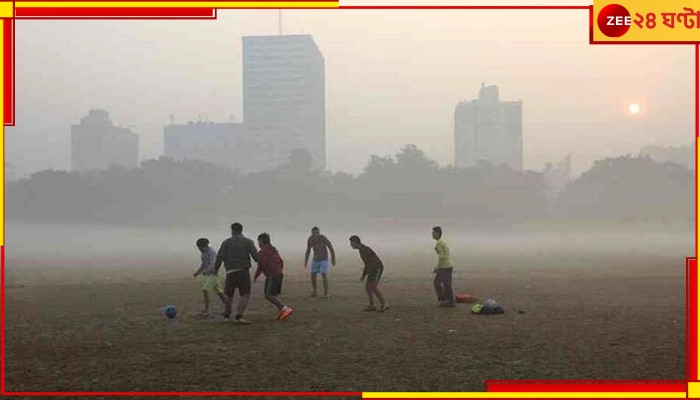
[215,223,259,324]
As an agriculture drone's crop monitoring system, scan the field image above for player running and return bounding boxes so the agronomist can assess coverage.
[215,223,259,324]
[192,238,226,317]
[254,233,293,321]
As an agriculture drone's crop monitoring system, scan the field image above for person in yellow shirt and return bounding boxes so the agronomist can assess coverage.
[432,226,455,307]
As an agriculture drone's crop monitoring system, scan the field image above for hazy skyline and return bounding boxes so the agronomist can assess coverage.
[7,6,696,178]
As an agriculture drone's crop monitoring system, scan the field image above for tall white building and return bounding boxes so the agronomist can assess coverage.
[454,84,523,170]
[242,34,326,170]
[71,109,139,172]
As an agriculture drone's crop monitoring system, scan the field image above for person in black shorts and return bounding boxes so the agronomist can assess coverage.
[214,222,259,324]
[254,233,293,320]
[350,235,389,312]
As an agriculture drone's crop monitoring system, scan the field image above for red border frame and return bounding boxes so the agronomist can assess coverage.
[1,2,696,398]
[689,258,698,383]
[15,7,218,18]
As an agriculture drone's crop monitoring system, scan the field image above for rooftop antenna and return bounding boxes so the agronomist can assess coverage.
[278,9,282,35]
[169,114,174,125]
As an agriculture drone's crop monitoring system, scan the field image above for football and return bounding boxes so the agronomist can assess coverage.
[165,305,177,319]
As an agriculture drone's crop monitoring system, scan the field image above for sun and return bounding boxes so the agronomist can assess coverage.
[628,103,642,115]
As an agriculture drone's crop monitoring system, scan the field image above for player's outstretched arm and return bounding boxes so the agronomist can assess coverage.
[254,249,266,282]
[193,263,205,278]
[304,242,311,268]
[327,238,337,266]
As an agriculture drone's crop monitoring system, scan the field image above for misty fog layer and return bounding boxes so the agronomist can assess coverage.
[7,221,692,266]
[6,10,694,278]
[7,145,694,231]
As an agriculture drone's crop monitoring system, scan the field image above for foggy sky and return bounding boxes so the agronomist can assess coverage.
[7,1,696,178]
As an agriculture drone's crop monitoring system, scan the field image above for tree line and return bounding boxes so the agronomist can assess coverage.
[6,145,693,228]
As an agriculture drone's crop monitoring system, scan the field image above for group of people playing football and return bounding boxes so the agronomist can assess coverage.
[193,223,455,324]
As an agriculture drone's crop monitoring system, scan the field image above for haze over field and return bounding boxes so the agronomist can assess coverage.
[6,6,694,271]
[6,222,692,272]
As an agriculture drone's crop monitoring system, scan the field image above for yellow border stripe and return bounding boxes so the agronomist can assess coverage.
[16,1,338,8]
[0,2,13,17]
[363,393,686,399]
[689,382,700,398]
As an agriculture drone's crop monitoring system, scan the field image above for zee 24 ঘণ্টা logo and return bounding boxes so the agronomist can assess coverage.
[597,2,700,39]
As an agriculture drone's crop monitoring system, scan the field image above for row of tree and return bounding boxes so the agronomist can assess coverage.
[6,145,694,227]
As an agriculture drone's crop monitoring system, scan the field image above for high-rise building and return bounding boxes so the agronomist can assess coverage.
[454,84,523,170]
[164,121,239,169]
[71,110,139,172]
[242,34,326,170]
[163,121,274,173]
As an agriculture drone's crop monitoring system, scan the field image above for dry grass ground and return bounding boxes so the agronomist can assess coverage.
[4,248,687,396]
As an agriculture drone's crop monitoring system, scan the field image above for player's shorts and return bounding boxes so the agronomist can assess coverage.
[310,260,330,274]
[366,268,383,284]
[265,274,284,297]
[225,269,251,297]
[200,274,222,292]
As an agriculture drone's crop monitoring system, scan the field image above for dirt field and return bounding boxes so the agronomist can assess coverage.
[4,239,688,395]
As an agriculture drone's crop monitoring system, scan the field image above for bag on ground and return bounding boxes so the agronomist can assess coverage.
[471,298,505,315]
